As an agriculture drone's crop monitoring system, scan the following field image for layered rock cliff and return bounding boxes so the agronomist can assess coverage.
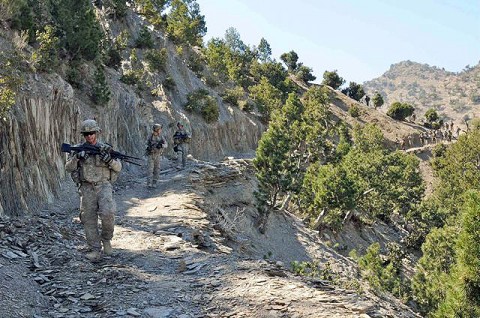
[0,15,264,217]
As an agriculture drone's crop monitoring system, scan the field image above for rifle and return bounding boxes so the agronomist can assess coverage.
[173,132,190,142]
[61,143,142,166]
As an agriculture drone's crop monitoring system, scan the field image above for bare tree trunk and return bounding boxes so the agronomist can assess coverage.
[280,193,291,211]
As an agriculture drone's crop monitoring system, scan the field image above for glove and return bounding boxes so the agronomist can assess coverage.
[76,151,89,160]
[100,152,112,164]
[99,144,112,153]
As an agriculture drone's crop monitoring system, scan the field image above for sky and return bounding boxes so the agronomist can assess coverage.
[195,0,480,84]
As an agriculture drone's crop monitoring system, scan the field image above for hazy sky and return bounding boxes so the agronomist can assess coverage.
[196,0,480,84]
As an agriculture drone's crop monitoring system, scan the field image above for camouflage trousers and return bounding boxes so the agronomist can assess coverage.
[176,143,189,167]
[79,182,116,251]
[147,152,162,185]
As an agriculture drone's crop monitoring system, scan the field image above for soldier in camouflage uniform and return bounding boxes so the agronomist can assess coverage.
[65,119,122,262]
[173,122,191,169]
[146,123,167,188]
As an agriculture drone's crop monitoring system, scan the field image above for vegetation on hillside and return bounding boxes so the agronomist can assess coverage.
[410,128,480,316]
[363,60,480,123]
[2,1,480,316]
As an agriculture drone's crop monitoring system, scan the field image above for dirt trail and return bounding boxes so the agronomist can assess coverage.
[0,157,420,318]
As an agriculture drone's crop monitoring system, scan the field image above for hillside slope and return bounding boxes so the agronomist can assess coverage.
[0,157,420,318]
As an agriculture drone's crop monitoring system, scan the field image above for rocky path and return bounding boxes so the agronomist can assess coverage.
[0,158,420,318]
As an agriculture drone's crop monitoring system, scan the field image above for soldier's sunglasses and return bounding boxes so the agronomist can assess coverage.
[82,132,96,136]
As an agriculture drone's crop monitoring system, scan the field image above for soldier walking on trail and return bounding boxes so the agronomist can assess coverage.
[365,95,370,106]
[145,123,167,188]
[173,122,191,169]
[65,119,122,262]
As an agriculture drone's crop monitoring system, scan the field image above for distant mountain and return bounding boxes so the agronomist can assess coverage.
[363,60,480,124]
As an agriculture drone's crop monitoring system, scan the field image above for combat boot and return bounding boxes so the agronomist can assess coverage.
[102,240,113,255]
[85,250,101,262]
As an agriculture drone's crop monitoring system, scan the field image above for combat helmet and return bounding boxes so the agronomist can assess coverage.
[80,119,101,133]
[153,123,162,131]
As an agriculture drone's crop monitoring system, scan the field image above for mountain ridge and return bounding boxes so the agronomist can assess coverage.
[363,60,480,125]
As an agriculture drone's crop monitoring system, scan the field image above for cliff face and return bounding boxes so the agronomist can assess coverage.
[0,75,77,216]
[0,21,264,217]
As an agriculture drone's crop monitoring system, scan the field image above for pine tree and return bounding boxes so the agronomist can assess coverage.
[166,0,206,46]
[249,76,283,121]
[52,0,104,60]
[92,65,111,106]
[435,191,480,317]
[280,50,298,72]
[341,81,365,101]
[32,25,59,72]
[372,92,384,109]
[257,38,272,63]
[322,70,345,90]
[253,93,303,228]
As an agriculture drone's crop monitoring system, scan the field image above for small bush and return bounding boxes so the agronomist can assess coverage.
[115,30,129,50]
[92,66,111,105]
[356,243,410,299]
[432,143,447,158]
[145,48,167,72]
[66,62,82,88]
[349,104,360,117]
[424,108,439,123]
[0,51,23,120]
[291,260,322,277]
[120,69,141,85]
[162,76,176,91]
[184,89,209,112]
[202,98,220,123]
[32,25,59,73]
[105,47,122,69]
[135,26,154,49]
[239,100,254,112]
[204,75,219,88]
[221,86,244,107]
[387,102,415,121]
[111,0,128,18]
[185,89,219,123]
[187,54,204,76]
